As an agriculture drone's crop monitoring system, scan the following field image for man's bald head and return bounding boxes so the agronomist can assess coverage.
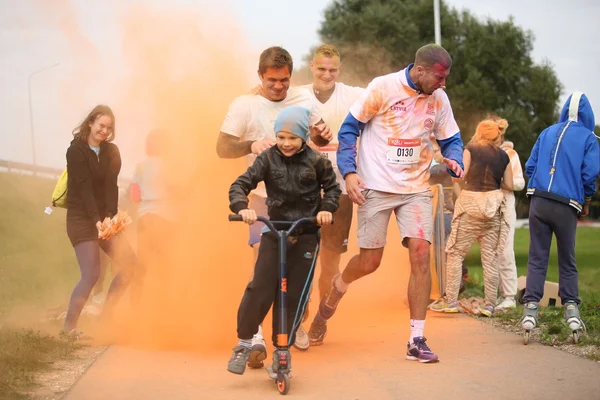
[415,44,452,69]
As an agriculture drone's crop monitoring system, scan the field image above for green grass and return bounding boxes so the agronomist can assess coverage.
[0,172,79,317]
[465,227,599,291]
[463,227,600,354]
[0,172,82,399]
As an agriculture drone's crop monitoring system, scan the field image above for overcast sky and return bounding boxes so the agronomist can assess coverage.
[1,0,598,173]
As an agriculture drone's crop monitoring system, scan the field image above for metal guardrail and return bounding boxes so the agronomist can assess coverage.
[0,159,131,187]
[0,159,64,177]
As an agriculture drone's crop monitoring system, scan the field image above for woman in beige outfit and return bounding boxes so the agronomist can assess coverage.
[430,118,514,316]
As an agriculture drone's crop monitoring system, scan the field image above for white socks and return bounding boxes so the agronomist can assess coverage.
[238,339,252,349]
[251,325,263,344]
[334,275,349,293]
[410,319,425,343]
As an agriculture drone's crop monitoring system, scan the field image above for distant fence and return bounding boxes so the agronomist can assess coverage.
[0,159,64,179]
[0,159,131,188]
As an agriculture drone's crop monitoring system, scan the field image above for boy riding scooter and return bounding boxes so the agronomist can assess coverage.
[226,106,341,375]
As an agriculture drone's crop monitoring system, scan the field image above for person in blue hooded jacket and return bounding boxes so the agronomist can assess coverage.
[521,91,599,337]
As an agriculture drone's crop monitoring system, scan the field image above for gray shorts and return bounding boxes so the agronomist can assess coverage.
[357,189,433,249]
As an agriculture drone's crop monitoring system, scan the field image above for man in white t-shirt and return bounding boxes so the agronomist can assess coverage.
[216,46,332,368]
[296,45,364,348]
[308,44,465,363]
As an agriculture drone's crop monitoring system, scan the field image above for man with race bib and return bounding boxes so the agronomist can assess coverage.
[307,44,464,363]
[293,44,364,350]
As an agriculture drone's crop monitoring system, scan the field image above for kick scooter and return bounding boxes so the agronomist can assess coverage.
[229,214,321,395]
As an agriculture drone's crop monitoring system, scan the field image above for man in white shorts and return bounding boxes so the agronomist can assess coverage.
[308,44,464,363]
[216,46,332,368]
[294,44,364,349]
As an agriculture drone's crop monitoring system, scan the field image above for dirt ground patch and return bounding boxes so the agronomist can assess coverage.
[27,345,107,400]
[63,308,600,400]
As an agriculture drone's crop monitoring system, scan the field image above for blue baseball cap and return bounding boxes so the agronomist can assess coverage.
[274,106,310,141]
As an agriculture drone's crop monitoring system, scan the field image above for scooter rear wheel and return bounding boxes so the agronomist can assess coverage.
[572,331,579,344]
[523,330,530,345]
[277,374,290,395]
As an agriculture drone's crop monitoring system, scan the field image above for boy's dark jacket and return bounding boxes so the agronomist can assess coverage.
[229,144,341,224]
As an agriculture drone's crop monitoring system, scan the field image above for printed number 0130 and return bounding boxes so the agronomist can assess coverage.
[396,148,414,157]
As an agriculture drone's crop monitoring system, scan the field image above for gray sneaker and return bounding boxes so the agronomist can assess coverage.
[227,345,251,375]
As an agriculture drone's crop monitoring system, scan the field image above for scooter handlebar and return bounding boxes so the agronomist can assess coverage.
[228,215,321,225]
[228,215,326,236]
[228,214,271,224]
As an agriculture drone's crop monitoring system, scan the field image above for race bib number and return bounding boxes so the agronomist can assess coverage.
[315,143,338,166]
[386,138,421,164]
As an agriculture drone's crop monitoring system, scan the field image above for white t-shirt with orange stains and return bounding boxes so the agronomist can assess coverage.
[302,82,364,194]
[220,87,322,198]
[349,67,459,194]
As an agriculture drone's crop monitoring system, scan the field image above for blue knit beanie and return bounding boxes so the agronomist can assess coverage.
[274,106,310,141]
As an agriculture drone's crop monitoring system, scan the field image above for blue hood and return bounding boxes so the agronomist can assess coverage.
[558,92,595,130]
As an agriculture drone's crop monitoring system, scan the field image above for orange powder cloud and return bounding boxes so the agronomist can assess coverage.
[44,0,423,353]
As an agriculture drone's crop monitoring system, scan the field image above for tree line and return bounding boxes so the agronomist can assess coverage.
[296,0,600,218]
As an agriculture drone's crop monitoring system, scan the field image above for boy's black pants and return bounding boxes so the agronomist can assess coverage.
[237,232,318,347]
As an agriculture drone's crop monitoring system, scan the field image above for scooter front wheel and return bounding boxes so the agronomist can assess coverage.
[277,373,290,395]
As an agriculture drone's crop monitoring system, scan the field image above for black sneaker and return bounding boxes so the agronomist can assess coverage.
[308,316,327,346]
[318,273,346,320]
[227,345,251,375]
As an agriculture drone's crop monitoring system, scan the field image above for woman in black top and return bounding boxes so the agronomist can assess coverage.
[430,117,514,317]
[63,105,137,336]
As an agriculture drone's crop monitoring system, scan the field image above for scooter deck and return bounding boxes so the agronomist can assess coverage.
[266,366,292,379]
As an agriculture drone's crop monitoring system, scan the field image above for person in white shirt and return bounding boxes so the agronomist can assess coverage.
[496,134,526,310]
[216,46,332,369]
[308,44,465,363]
[130,129,177,307]
[294,45,364,349]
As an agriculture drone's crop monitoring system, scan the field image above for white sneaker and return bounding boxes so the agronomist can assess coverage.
[293,325,310,351]
[248,334,267,368]
[496,297,516,310]
[82,304,102,316]
[92,293,106,305]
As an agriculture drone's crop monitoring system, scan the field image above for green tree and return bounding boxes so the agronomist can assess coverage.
[315,0,563,216]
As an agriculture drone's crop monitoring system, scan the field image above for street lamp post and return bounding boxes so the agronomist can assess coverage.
[28,62,60,166]
[433,0,441,46]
